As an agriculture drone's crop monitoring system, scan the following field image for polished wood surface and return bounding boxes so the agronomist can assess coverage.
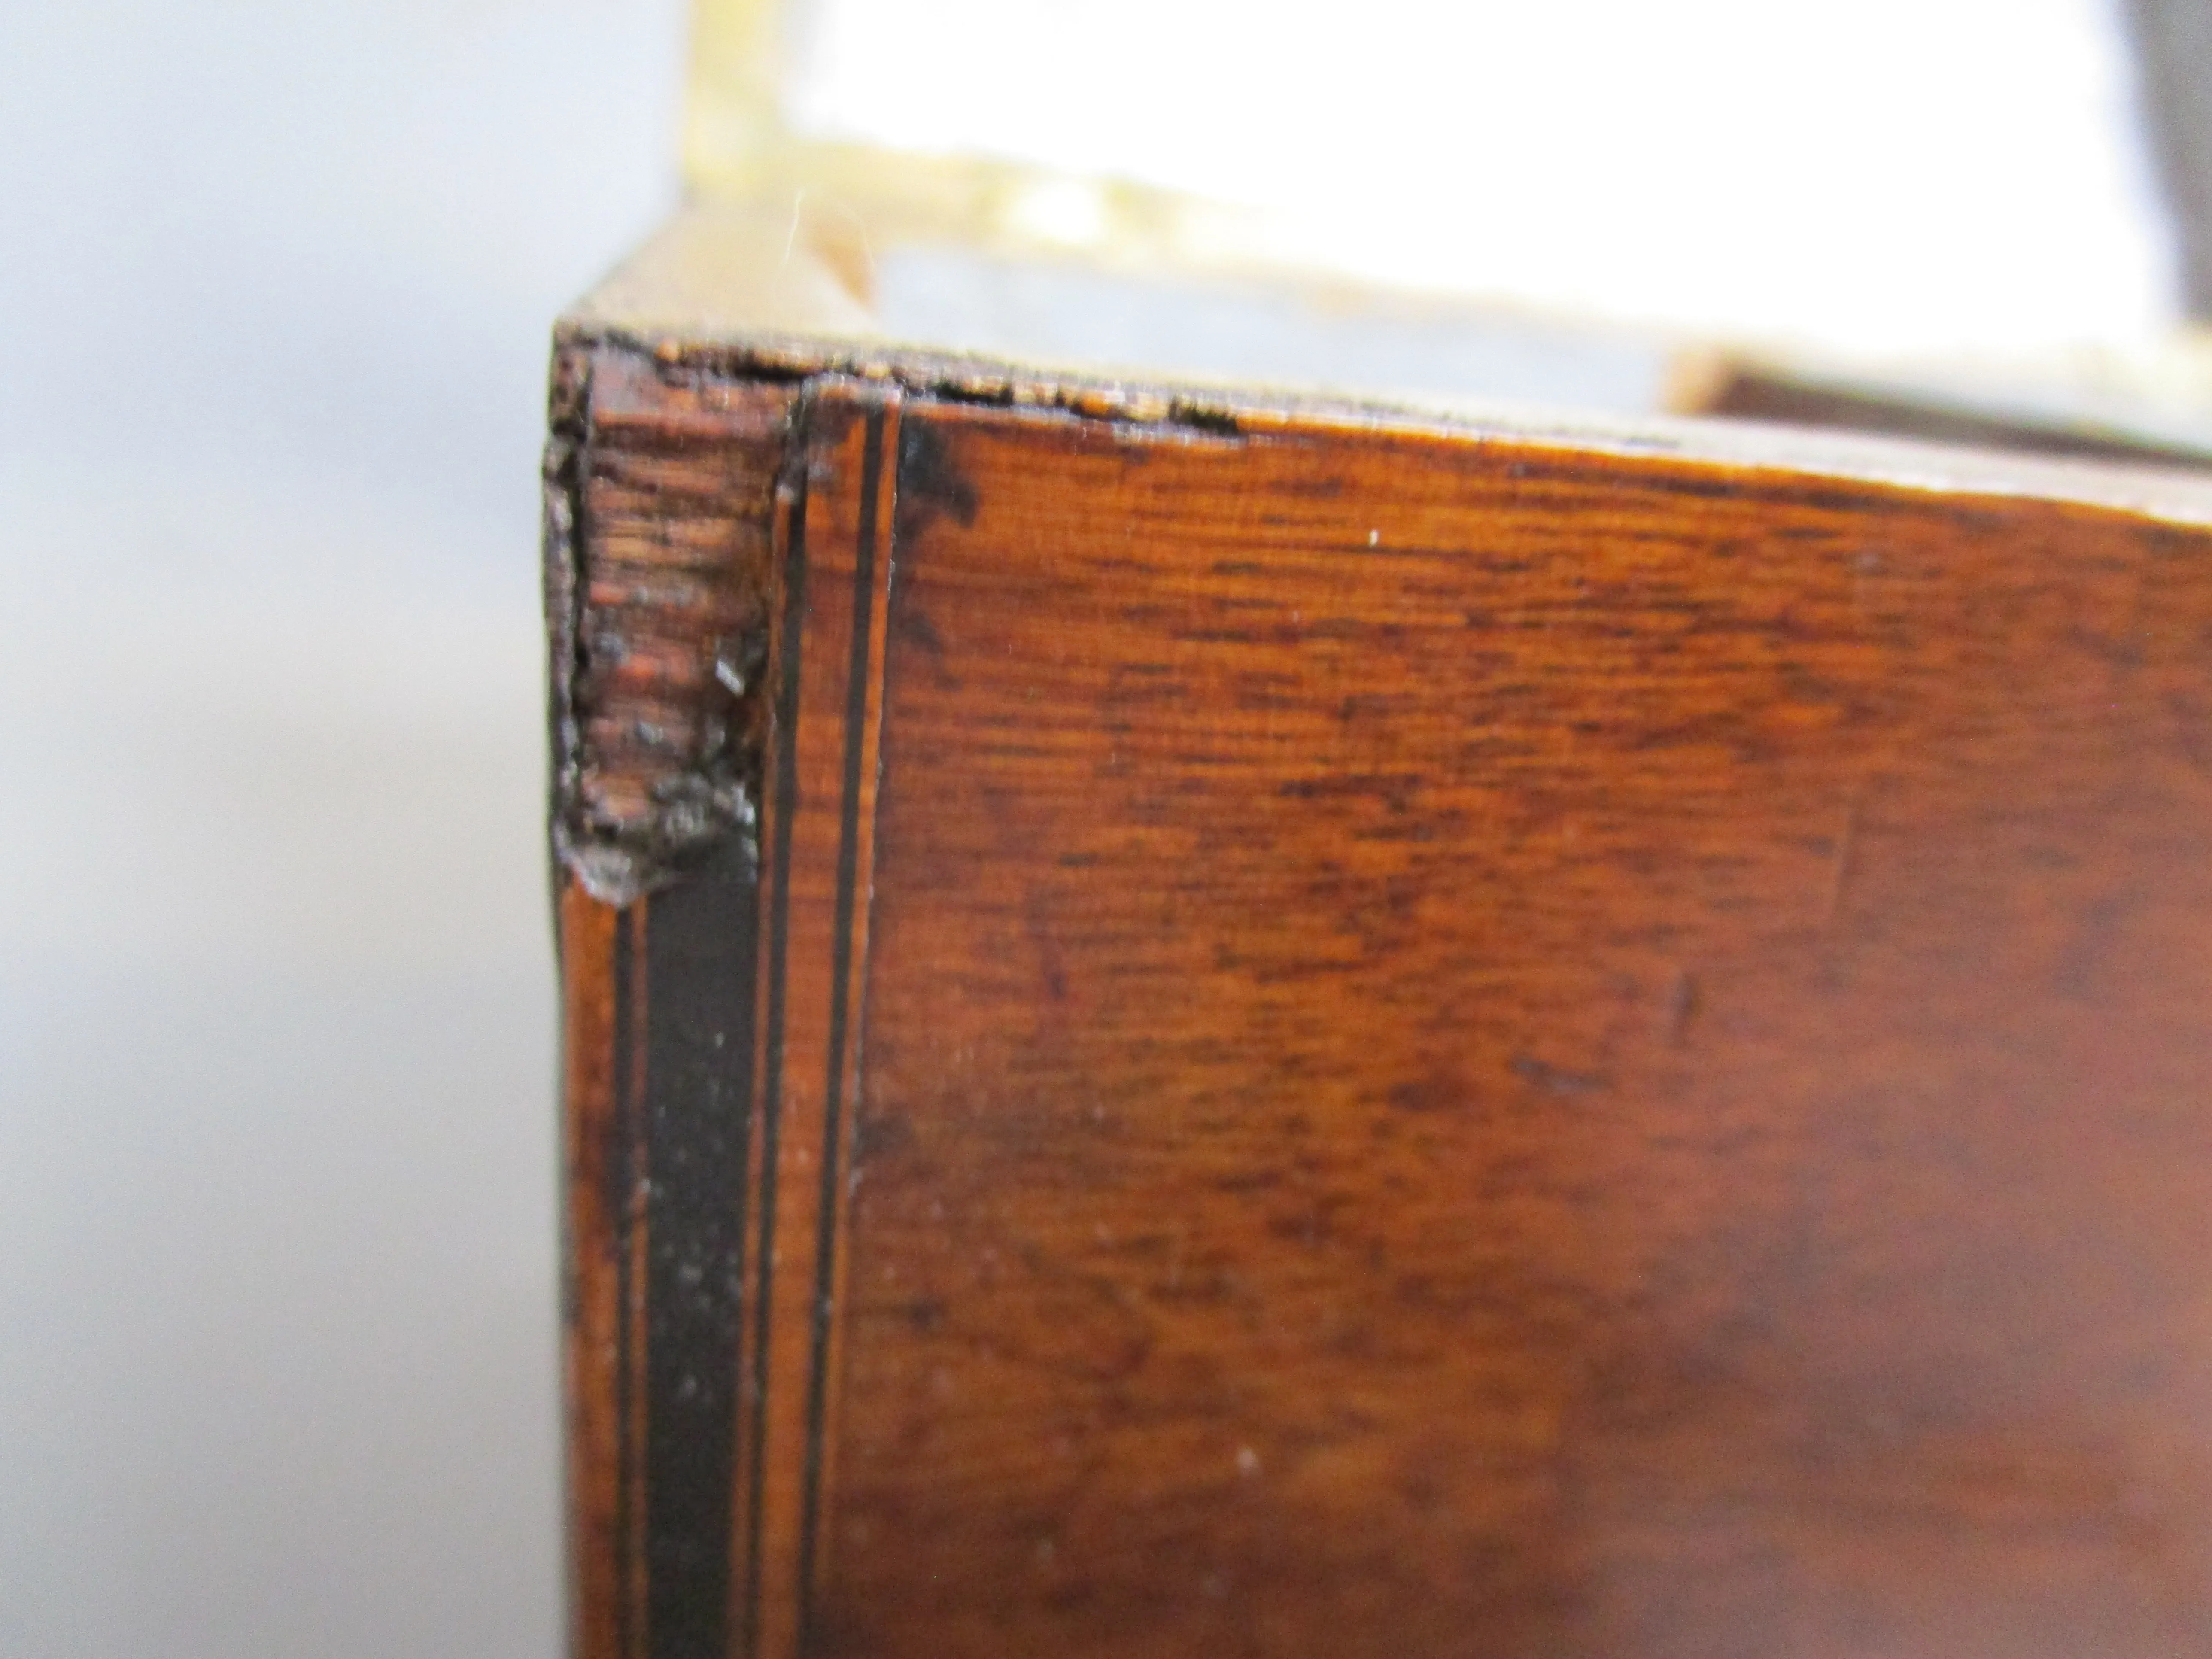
[554,341,2212,1658]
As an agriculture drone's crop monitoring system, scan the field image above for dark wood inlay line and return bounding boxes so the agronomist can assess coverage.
[641,840,758,1659]
[798,405,889,1647]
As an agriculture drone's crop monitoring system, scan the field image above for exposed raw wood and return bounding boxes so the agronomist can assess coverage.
[547,342,795,904]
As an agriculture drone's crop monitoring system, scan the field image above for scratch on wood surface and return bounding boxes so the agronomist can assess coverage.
[1665,968,1701,1045]
[1826,783,1867,926]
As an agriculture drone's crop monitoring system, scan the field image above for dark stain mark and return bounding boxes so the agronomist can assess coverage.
[1386,1073,1464,1114]
[1026,893,1070,1003]
[896,418,979,541]
[1510,1054,1609,1096]
[1214,1170,1284,1194]
[1826,783,1868,925]
[891,602,948,657]
[2166,689,2212,776]
[852,1110,916,1162]
[2067,621,2150,673]
[1171,402,1242,438]
[1263,473,1346,499]
[2054,893,2135,999]
[1665,969,1702,1046]
[803,393,867,454]
[1277,771,1424,805]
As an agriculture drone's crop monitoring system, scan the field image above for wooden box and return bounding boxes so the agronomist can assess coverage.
[549,210,2212,1659]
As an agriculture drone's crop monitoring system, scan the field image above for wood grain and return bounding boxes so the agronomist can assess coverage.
[833,403,2212,1658]
[556,342,2212,1658]
[739,384,900,1659]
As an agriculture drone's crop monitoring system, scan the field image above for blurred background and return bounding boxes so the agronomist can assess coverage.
[0,3,687,1654]
[0,2,2203,1655]
[780,0,2181,358]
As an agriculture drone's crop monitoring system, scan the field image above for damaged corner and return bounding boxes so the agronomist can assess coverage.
[545,334,804,907]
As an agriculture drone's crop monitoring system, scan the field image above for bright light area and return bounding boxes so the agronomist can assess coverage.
[789,0,2180,357]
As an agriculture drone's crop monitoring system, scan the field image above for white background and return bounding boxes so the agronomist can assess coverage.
[0,3,687,1654]
[794,0,2181,356]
